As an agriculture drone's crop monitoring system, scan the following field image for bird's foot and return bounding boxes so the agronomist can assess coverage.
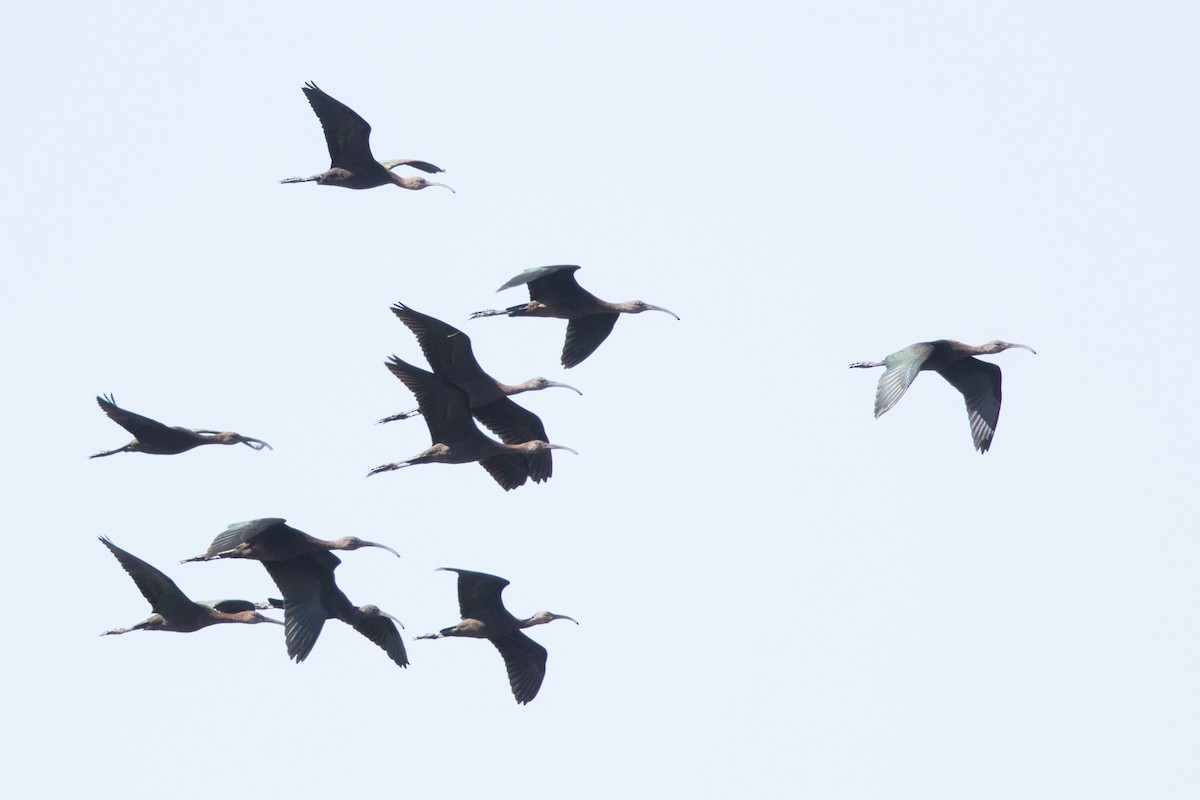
[469,309,504,319]
[414,632,443,640]
[278,176,312,184]
[367,462,403,477]
[377,409,420,424]
[847,361,884,369]
[100,628,128,636]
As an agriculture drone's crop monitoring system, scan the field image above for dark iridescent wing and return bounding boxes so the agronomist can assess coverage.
[381,159,444,175]
[496,264,582,295]
[524,266,605,313]
[350,614,409,667]
[384,356,475,444]
[478,453,531,491]
[390,303,483,380]
[301,82,375,170]
[491,631,549,704]
[874,343,935,418]
[206,599,259,614]
[561,314,619,368]
[939,357,1003,453]
[442,568,512,624]
[262,552,340,662]
[200,518,288,559]
[100,537,194,617]
[470,398,547,445]
[472,399,552,482]
[96,394,195,448]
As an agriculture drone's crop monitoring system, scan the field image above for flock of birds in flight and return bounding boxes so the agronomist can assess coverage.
[94,81,1033,704]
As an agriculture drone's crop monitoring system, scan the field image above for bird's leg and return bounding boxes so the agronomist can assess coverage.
[377,409,421,424]
[88,446,129,459]
[366,461,414,477]
[848,361,885,369]
[100,627,131,636]
[413,632,444,640]
[471,302,544,320]
[279,175,318,184]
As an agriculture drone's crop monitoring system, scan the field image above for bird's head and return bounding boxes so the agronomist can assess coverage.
[205,432,272,450]
[359,604,404,629]
[984,340,1037,355]
[531,377,583,395]
[343,537,401,558]
[625,301,680,319]
[523,440,579,456]
[394,176,456,193]
[529,611,579,627]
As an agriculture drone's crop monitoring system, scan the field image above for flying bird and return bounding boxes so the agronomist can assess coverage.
[280,82,453,192]
[470,265,679,368]
[90,394,271,458]
[416,568,577,704]
[369,356,577,490]
[849,339,1036,452]
[381,302,581,481]
[183,517,400,563]
[258,552,408,668]
[99,537,281,636]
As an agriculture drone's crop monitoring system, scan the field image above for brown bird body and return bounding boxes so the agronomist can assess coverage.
[380,303,581,481]
[99,537,281,636]
[183,517,400,563]
[258,552,408,668]
[416,568,577,704]
[280,82,453,192]
[849,339,1036,452]
[470,265,679,368]
[90,394,271,458]
[369,356,577,490]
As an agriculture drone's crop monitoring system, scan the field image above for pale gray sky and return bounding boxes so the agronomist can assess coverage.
[3,2,1198,798]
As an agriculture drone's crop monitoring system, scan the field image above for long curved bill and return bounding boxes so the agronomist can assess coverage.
[547,381,583,395]
[550,614,579,625]
[428,182,455,193]
[361,541,402,558]
[548,444,579,455]
[647,304,680,320]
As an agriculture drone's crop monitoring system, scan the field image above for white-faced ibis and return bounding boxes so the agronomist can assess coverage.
[469,265,679,368]
[381,303,581,481]
[99,537,281,636]
[280,82,454,192]
[369,356,577,490]
[416,568,577,704]
[90,394,271,458]
[182,518,401,563]
[849,339,1036,453]
[259,552,408,668]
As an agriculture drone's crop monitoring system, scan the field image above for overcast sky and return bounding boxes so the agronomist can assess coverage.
[3,2,1198,798]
